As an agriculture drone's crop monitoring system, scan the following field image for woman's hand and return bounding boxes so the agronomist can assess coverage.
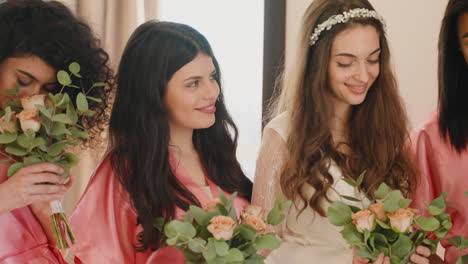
[353,246,431,264]
[0,163,68,213]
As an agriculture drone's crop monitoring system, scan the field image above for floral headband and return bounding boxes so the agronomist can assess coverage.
[309,8,386,46]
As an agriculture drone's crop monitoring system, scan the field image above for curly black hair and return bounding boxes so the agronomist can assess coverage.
[0,0,113,140]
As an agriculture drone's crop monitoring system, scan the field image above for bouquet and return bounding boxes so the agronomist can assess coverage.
[327,173,468,264]
[0,62,105,248]
[156,188,291,264]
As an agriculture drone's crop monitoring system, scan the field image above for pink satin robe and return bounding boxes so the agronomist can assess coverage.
[411,112,468,264]
[0,162,67,264]
[70,153,250,264]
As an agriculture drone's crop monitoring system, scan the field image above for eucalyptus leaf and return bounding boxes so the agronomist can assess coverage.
[190,205,209,226]
[398,199,412,209]
[188,238,206,253]
[428,192,447,216]
[4,106,11,123]
[5,144,27,156]
[342,177,357,187]
[62,152,79,167]
[17,134,31,148]
[244,254,265,264]
[86,96,102,103]
[202,240,217,261]
[390,235,413,259]
[91,82,107,87]
[341,195,362,202]
[356,171,366,187]
[253,233,281,250]
[68,62,80,74]
[0,132,17,144]
[357,247,376,261]
[76,93,88,112]
[383,190,402,212]
[327,202,353,226]
[375,183,391,200]
[225,248,244,263]
[47,142,67,156]
[57,70,72,86]
[7,162,25,177]
[66,102,78,124]
[340,223,364,247]
[52,114,73,124]
[214,241,229,256]
[415,216,440,232]
[36,105,52,119]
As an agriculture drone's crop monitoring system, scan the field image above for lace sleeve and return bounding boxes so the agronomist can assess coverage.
[252,127,287,224]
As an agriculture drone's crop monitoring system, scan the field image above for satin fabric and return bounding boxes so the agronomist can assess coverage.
[0,162,67,264]
[411,112,468,264]
[70,152,249,264]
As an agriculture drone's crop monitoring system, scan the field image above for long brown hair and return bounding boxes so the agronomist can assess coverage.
[438,0,468,152]
[271,0,416,216]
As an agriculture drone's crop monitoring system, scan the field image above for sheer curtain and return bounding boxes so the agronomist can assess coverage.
[57,0,158,214]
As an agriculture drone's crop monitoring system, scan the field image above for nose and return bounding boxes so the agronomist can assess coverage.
[204,80,220,101]
[353,62,370,83]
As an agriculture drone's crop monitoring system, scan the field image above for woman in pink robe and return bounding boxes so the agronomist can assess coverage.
[70,20,253,264]
[0,1,112,262]
[411,0,468,263]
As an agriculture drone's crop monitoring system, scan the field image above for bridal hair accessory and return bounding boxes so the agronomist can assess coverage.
[309,8,386,46]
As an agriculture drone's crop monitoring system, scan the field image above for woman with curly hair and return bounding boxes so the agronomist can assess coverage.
[411,0,468,262]
[0,0,112,262]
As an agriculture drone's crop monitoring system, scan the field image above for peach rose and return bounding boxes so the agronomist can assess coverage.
[16,109,41,132]
[20,94,46,111]
[0,113,16,133]
[242,214,266,234]
[368,203,387,222]
[207,215,237,240]
[242,205,265,219]
[387,208,416,233]
[352,210,376,233]
[205,199,222,212]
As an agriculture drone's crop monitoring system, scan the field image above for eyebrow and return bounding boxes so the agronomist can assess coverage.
[335,48,381,58]
[16,69,38,82]
[184,70,217,81]
[16,69,57,86]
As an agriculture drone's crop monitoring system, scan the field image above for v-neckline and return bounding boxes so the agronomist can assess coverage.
[168,152,218,201]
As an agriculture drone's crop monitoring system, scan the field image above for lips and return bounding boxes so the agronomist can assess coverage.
[195,104,216,114]
[346,83,367,95]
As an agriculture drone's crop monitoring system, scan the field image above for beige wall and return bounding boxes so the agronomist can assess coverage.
[285,0,448,128]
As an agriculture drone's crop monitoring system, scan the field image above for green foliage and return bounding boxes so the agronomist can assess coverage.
[161,187,289,263]
[328,178,468,264]
[0,62,105,178]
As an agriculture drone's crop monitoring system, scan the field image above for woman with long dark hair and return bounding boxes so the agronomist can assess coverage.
[411,0,468,262]
[252,0,430,263]
[70,20,252,263]
[0,0,112,262]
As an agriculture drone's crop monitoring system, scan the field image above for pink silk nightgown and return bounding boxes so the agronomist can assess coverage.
[411,112,468,264]
[70,152,250,264]
[0,162,67,264]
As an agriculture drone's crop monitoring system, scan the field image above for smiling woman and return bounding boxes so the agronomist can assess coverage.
[69,20,252,263]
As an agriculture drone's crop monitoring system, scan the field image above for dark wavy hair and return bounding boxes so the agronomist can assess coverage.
[271,0,416,216]
[438,0,468,152]
[0,0,113,139]
[109,20,252,251]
